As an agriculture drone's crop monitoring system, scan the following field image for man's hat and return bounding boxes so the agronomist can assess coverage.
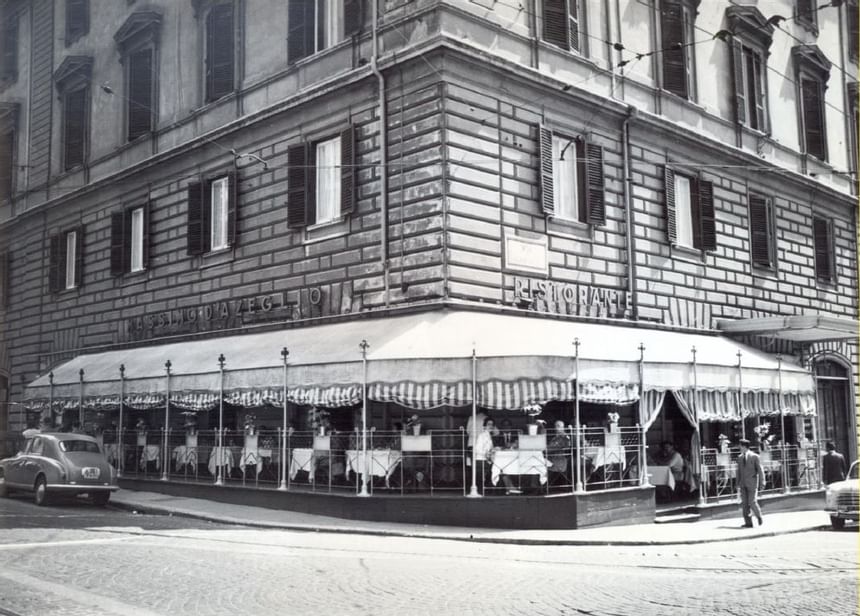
[738,438,751,446]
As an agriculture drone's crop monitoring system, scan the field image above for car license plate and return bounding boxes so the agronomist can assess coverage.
[82,467,100,479]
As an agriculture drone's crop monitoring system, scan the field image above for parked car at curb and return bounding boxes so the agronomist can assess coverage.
[825,460,859,529]
[0,433,118,506]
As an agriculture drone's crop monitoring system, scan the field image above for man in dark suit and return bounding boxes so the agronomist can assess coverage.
[822,441,848,485]
[737,438,764,528]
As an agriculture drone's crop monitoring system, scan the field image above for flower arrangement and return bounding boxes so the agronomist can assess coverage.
[753,422,775,450]
[308,407,330,433]
[718,433,730,453]
[243,414,257,435]
[404,414,422,434]
[522,403,543,421]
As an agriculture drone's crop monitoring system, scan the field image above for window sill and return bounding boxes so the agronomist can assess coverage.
[305,217,349,245]
[815,277,838,291]
[188,90,238,120]
[119,268,149,285]
[751,264,778,279]
[199,247,235,269]
[547,216,591,240]
[669,243,706,263]
[288,38,352,70]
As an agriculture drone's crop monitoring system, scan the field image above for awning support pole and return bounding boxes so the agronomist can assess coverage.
[638,343,646,488]
[118,364,125,478]
[737,351,745,439]
[692,346,704,506]
[161,361,172,481]
[467,347,480,498]
[78,369,84,428]
[278,347,289,491]
[777,355,788,494]
[359,340,370,497]
[215,355,225,486]
[48,371,54,427]
[574,339,583,493]
[812,370,821,489]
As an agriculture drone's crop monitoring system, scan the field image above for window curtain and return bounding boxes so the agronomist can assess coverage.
[670,390,701,475]
[638,389,666,431]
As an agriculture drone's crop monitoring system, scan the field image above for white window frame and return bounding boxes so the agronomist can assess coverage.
[551,134,581,223]
[314,136,342,226]
[210,176,229,251]
[129,206,144,273]
[65,230,77,289]
[741,45,766,131]
[673,173,695,249]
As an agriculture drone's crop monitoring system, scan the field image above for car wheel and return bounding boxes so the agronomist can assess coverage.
[90,491,110,507]
[830,515,846,530]
[0,471,7,497]
[34,476,50,507]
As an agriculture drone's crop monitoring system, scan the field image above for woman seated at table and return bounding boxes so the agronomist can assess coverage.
[547,420,572,488]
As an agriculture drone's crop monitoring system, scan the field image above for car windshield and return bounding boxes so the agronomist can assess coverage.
[850,463,858,480]
[59,440,100,454]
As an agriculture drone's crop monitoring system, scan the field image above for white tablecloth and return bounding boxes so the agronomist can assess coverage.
[346,450,402,483]
[139,445,160,470]
[240,448,273,476]
[208,447,236,476]
[648,465,675,490]
[584,445,626,469]
[490,449,548,486]
[289,448,315,480]
[173,445,198,467]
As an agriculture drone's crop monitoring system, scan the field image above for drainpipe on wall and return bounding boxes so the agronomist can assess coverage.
[371,0,390,306]
[621,105,638,320]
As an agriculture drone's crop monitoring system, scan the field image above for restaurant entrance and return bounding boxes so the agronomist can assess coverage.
[815,359,853,463]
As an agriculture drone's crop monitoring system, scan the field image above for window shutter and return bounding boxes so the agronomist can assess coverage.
[127,48,153,142]
[568,0,580,52]
[583,142,606,226]
[344,0,363,37]
[64,88,87,170]
[542,0,569,49]
[186,181,204,255]
[731,41,746,125]
[751,53,766,132]
[141,199,150,269]
[801,79,826,160]
[538,124,554,215]
[0,252,8,308]
[660,0,688,98]
[664,167,677,244]
[749,195,771,266]
[1,11,17,80]
[340,125,356,216]
[74,226,84,288]
[306,142,318,226]
[66,0,89,41]
[49,234,62,293]
[201,179,212,253]
[0,131,12,202]
[206,4,235,103]
[287,143,308,228]
[690,177,703,250]
[849,4,859,62]
[110,211,126,276]
[813,216,833,281]
[698,180,716,252]
[227,168,238,247]
[287,0,314,64]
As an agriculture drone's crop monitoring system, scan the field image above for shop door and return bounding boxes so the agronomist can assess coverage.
[815,360,853,462]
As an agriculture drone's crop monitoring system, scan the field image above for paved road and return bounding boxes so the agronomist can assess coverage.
[0,494,856,616]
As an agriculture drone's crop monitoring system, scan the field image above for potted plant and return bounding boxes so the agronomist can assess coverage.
[523,403,543,435]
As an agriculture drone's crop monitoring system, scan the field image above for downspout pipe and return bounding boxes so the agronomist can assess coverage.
[371,0,390,306]
[622,105,638,320]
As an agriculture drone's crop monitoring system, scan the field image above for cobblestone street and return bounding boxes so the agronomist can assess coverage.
[0,496,856,615]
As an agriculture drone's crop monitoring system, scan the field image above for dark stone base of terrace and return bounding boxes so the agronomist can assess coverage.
[696,489,825,520]
[119,478,656,530]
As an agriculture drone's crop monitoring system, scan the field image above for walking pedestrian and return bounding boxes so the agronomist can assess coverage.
[736,438,764,528]
[822,441,848,485]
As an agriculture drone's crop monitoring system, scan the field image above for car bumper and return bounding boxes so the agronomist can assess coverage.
[46,484,119,492]
[825,509,859,521]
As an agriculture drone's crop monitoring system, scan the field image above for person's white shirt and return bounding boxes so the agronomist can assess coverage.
[474,429,495,461]
[465,412,487,448]
[667,450,684,480]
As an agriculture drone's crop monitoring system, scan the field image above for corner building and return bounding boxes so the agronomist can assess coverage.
[0,0,856,528]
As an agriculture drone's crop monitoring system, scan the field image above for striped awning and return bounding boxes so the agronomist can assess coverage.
[674,389,817,422]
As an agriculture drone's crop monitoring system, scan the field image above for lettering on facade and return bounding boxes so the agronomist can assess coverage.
[513,277,632,319]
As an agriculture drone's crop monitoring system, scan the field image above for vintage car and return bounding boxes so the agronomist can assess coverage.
[825,460,859,529]
[0,432,118,506]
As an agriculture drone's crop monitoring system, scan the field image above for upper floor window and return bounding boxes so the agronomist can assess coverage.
[49,226,84,292]
[795,0,818,35]
[848,2,858,64]
[541,0,584,54]
[110,202,150,276]
[287,0,363,64]
[114,10,163,142]
[205,3,236,102]
[54,56,93,171]
[659,0,699,100]
[287,126,355,228]
[1,5,18,83]
[848,82,858,176]
[663,167,715,252]
[748,194,776,269]
[792,45,831,162]
[538,125,605,225]
[65,0,90,46]
[0,119,12,203]
[726,7,773,133]
[0,251,8,309]
[812,216,835,283]
[187,172,237,255]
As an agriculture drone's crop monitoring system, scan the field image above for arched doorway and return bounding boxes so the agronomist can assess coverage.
[815,359,854,462]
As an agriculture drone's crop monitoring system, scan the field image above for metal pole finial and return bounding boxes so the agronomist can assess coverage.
[79,368,85,380]
[638,342,645,360]
[359,339,369,354]
[218,354,226,370]
[281,347,289,362]
[49,371,54,384]
[165,360,172,374]
[119,364,125,377]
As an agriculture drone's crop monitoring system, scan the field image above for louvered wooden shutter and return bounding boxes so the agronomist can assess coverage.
[664,167,677,244]
[698,180,716,252]
[849,4,859,62]
[660,0,688,98]
[568,0,580,52]
[539,125,555,215]
[74,226,84,288]
[287,143,308,227]
[141,199,151,269]
[751,53,766,132]
[2,11,17,79]
[801,79,826,160]
[64,88,87,170]
[542,0,569,49]
[749,195,771,266]
[49,234,62,293]
[66,0,89,42]
[227,169,238,247]
[731,41,746,125]
[201,179,212,253]
[344,0,363,37]
[340,125,356,216]
[288,0,314,64]
[110,211,126,276]
[584,142,606,226]
[690,177,703,250]
[0,131,12,202]
[206,4,234,103]
[186,181,204,255]
[306,142,317,225]
[813,216,833,281]
[127,48,153,142]
[0,252,8,308]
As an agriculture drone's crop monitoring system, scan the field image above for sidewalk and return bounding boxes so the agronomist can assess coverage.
[109,489,830,546]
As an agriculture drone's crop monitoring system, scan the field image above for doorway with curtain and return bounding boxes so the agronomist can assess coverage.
[643,391,697,503]
[815,359,854,463]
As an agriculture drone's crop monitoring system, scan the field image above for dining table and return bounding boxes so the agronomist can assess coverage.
[648,465,676,490]
[138,445,161,470]
[289,448,316,481]
[490,449,548,486]
[345,449,402,487]
[208,446,236,476]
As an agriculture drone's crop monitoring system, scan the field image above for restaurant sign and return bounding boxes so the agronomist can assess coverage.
[513,277,632,319]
